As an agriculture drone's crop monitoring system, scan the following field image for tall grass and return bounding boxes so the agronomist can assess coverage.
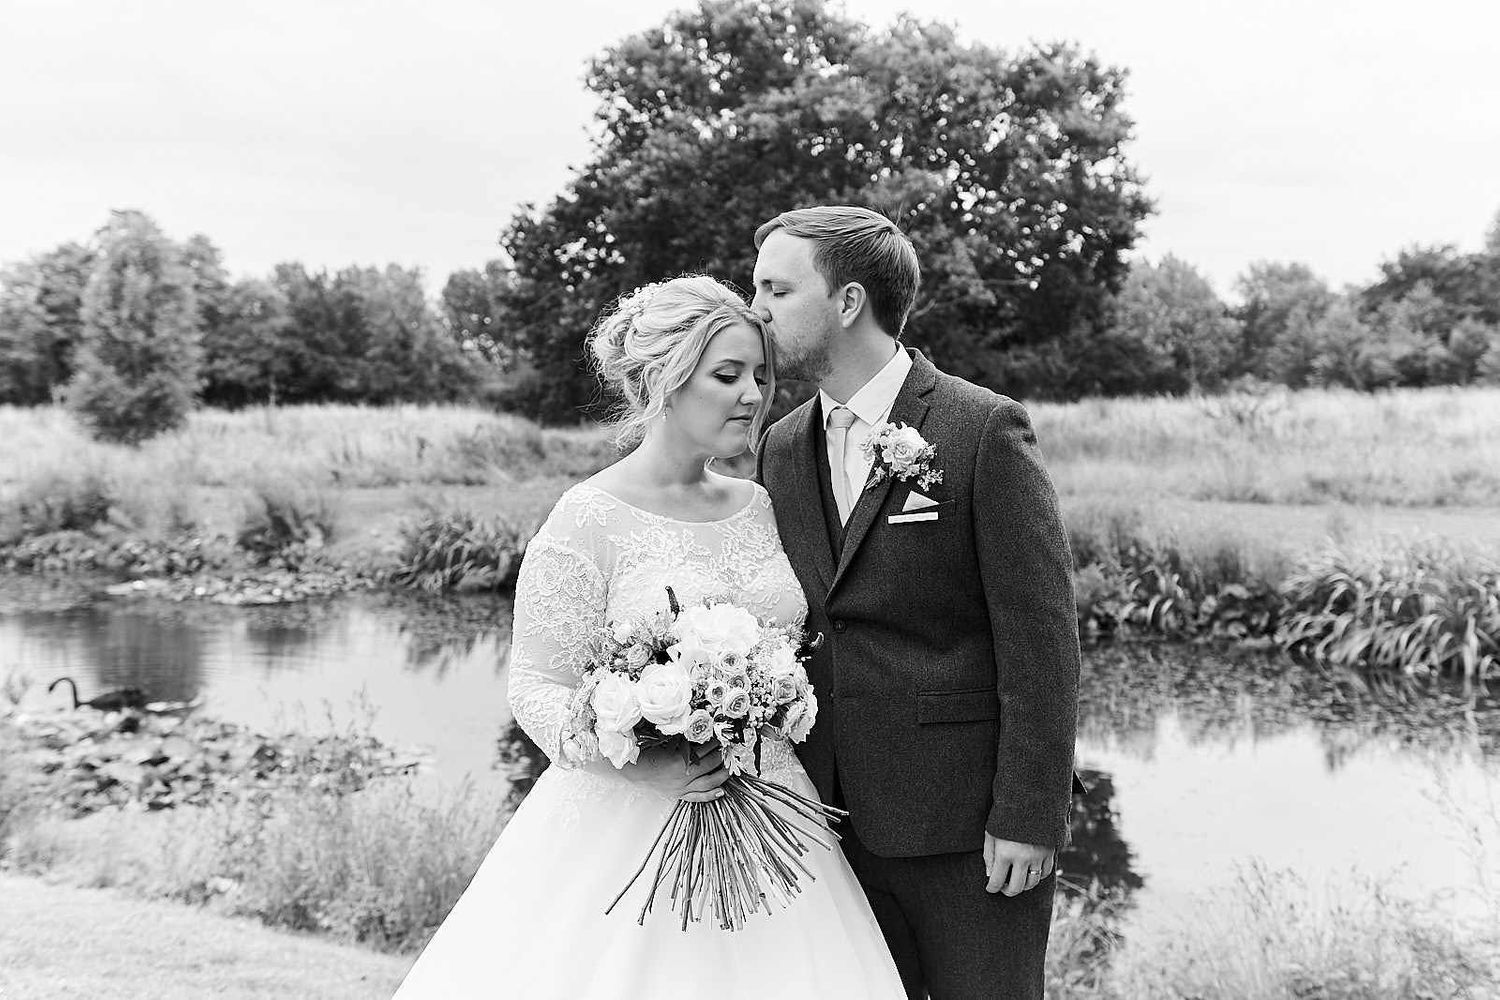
[0,404,614,495]
[5,388,1498,509]
[1031,386,1500,506]
[1100,864,1500,999]
[4,777,510,952]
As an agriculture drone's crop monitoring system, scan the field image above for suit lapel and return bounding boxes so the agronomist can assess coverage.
[786,399,836,592]
[829,351,938,595]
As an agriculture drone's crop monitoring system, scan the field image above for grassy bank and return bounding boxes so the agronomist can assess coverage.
[0,872,408,1000]
[0,709,507,954]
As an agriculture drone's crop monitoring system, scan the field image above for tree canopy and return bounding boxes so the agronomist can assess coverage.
[498,0,1153,420]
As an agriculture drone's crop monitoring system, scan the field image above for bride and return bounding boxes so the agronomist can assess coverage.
[390,275,905,999]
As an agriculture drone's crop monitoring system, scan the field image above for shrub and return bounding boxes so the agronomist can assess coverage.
[388,508,531,592]
[1066,499,1285,640]
[0,466,114,543]
[236,478,340,566]
[1277,542,1500,680]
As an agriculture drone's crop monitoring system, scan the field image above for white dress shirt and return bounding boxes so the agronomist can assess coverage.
[819,347,913,524]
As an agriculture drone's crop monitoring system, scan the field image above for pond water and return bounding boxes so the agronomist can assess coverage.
[3,583,1497,941]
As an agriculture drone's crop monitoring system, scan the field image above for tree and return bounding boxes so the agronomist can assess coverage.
[64,210,202,444]
[254,263,482,405]
[1361,244,1499,329]
[345,265,483,404]
[1233,261,1335,379]
[499,0,1152,420]
[1106,255,1240,393]
[0,242,93,404]
[199,277,294,407]
[441,261,516,370]
[1304,301,1379,389]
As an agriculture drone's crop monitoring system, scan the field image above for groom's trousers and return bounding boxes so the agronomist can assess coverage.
[837,802,1056,1000]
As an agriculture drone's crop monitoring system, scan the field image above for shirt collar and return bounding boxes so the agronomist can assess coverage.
[820,346,912,427]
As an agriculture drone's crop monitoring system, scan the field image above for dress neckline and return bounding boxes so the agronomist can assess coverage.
[575,481,760,526]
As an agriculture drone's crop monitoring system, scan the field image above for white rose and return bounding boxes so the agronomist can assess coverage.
[683,709,716,744]
[667,635,715,672]
[611,620,635,644]
[785,691,818,742]
[721,686,750,719]
[772,674,798,705]
[882,426,926,470]
[675,603,761,658]
[761,641,799,679]
[704,678,730,707]
[597,728,640,769]
[591,671,642,734]
[636,660,695,734]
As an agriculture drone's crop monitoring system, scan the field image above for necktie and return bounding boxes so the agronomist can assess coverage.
[827,405,857,524]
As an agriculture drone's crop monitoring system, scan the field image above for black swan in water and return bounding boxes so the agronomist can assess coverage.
[47,676,149,712]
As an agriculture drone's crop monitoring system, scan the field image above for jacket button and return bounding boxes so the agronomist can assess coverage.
[833,620,847,633]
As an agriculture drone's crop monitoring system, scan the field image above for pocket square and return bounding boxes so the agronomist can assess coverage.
[888,511,938,524]
[901,491,939,512]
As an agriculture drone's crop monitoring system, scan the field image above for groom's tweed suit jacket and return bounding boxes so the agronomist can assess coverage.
[757,350,1082,858]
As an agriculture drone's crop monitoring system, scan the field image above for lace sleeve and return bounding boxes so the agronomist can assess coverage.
[506,532,608,768]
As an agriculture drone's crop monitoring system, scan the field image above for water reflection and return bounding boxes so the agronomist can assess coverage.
[370,591,513,677]
[1060,768,1144,902]
[494,719,547,807]
[0,592,515,784]
[1079,642,1500,765]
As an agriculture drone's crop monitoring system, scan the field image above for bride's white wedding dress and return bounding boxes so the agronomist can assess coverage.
[390,481,905,1000]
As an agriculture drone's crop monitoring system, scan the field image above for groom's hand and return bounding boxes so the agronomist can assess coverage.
[983,834,1055,896]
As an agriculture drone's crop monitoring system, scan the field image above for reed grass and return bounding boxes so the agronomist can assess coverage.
[1278,542,1500,681]
[1031,386,1500,507]
[387,508,531,592]
[0,403,614,495]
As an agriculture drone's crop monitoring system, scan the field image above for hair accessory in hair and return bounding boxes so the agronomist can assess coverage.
[619,281,666,324]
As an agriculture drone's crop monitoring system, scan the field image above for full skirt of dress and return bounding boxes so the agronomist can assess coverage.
[389,760,907,1000]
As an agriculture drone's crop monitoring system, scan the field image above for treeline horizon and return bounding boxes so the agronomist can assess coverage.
[3,205,1497,418]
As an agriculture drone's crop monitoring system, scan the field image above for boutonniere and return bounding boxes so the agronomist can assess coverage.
[860,421,943,491]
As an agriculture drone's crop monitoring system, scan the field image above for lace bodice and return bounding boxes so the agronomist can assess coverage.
[506,480,807,780]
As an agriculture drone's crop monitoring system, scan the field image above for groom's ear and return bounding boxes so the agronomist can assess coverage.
[837,282,867,329]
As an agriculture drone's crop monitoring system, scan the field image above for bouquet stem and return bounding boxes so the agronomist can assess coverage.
[605,773,848,931]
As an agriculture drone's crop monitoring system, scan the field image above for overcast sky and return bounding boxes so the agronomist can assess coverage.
[2,0,1497,299]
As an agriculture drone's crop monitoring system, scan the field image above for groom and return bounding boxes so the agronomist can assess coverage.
[753,206,1082,1000]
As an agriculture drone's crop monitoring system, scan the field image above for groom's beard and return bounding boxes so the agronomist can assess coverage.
[779,338,834,386]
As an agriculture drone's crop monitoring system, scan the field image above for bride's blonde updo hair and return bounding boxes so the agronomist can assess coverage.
[589,274,775,450]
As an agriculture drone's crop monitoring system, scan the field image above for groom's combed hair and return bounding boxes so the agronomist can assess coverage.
[754,206,920,336]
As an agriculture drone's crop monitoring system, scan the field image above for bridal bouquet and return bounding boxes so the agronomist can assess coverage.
[560,588,843,931]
